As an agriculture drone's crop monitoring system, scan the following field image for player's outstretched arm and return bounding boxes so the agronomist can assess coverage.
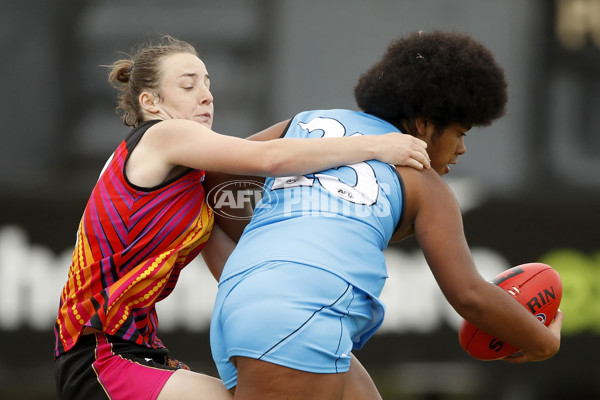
[400,167,562,362]
[146,118,431,178]
[245,119,431,170]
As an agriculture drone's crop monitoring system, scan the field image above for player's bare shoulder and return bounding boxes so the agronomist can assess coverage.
[390,166,460,243]
[396,165,456,206]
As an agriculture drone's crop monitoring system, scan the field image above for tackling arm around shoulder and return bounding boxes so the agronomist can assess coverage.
[245,119,431,171]
[238,118,431,173]
[204,119,430,242]
[152,119,430,177]
[400,168,562,362]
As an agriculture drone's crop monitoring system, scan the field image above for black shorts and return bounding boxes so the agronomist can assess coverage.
[54,333,189,400]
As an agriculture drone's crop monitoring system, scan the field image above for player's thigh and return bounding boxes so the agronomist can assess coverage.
[157,369,232,400]
[233,356,345,400]
[342,356,382,400]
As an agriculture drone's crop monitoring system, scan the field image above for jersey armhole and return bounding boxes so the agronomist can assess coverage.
[390,166,407,236]
[279,119,294,138]
[123,120,196,192]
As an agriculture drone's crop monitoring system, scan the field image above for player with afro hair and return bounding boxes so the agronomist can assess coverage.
[355,30,507,135]
[208,30,562,400]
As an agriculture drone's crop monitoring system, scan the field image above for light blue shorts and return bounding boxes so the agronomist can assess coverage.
[210,262,375,389]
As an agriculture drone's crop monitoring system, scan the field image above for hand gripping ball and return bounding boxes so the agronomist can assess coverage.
[459,262,562,360]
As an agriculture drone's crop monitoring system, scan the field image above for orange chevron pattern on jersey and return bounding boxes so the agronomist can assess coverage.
[54,121,214,357]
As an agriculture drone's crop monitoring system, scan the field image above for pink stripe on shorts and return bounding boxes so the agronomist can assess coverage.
[92,334,174,399]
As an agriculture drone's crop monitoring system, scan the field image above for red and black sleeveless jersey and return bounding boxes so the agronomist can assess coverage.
[54,120,214,357]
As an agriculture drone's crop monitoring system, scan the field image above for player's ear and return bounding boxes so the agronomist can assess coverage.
[414,118,432,137]
[139,91,160,113]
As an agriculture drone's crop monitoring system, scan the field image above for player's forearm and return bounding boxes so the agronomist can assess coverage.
[257,135,377,177]
[457,282,560,360]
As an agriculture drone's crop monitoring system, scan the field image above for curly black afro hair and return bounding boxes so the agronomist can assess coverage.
[354,30,507,131]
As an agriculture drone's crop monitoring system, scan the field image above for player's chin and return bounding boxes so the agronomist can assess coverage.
[194,116,213,128]
[434,165,450,175]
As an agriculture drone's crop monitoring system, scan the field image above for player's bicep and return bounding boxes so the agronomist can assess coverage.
[413,179,483,302]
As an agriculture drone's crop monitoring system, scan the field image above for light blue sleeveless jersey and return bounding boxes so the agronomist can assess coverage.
[222,109,404,299]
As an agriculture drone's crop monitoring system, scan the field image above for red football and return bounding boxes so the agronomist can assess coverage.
[459,262,562,360]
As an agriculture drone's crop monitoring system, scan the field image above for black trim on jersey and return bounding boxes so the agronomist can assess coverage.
[124,120,162,152]
[390,166,407,236]
[123,119,196,192]
[279,119,294,138]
